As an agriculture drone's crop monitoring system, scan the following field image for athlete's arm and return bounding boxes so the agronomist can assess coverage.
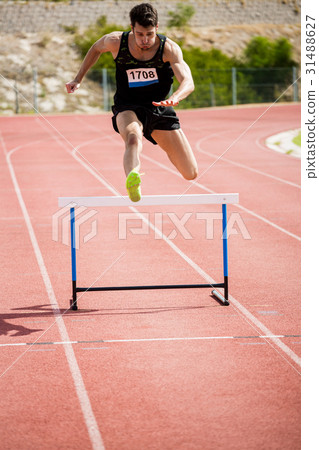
[66,32,121,93]
[152,39,194,107]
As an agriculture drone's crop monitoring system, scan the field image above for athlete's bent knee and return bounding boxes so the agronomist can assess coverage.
[183,166,198,181]
[126,131,141,149]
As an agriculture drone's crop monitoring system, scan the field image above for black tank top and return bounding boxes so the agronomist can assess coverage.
[114,31,174,106]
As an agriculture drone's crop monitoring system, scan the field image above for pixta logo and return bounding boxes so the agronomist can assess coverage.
[52,203,98,249]
[118,211,251,240]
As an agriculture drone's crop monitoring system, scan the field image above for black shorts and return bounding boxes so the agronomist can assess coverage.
[111,104,180,145]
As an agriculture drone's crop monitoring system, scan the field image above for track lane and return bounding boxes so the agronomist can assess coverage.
[0,128,105,450]
[33,107,300,360]
[0,104,300,449]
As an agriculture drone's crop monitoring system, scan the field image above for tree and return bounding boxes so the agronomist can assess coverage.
[240,36,297,102]
[243,36,295,68]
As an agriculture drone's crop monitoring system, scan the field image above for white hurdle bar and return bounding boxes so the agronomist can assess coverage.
[58,194,239,208]
[58,194,239,310]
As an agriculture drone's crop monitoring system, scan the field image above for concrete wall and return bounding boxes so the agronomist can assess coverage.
[0,0,301,34]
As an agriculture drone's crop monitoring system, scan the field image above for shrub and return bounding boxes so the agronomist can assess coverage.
[74,15,126,78]
[167,3,195,29]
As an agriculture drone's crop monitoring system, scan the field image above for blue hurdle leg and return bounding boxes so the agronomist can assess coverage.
[222,203,229,302]
[70,207,78,310]
[211,203,229,305]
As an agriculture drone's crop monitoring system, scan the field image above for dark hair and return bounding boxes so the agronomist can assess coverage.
[130,3,158,28]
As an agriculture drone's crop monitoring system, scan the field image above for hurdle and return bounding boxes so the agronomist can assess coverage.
[58,194,239,310]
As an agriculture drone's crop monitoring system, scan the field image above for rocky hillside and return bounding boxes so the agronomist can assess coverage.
[0,0,301,115]
[0,0,301,33]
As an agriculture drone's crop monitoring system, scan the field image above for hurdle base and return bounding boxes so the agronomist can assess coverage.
[211,289,229,306]
[76,283,224,293]
[71,283,229,309]
[70,299,78,311]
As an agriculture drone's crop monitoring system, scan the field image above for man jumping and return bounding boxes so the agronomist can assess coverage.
[66,2,198,202]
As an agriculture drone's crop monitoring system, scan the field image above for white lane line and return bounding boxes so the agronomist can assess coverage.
[239,342,266,345]
[0,334,300,348]
[34,116,124,199]
[179,101,300,200]
[227,293,301,372]
[29,349,57,352]
[34,116,301,371]
[0,342,79,347]
[140,152,301,241]
[1,135,105,450]
[82,347,111,350]
[195,137,300,188]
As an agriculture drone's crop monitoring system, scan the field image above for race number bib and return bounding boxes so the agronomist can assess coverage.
[127,68,159,88]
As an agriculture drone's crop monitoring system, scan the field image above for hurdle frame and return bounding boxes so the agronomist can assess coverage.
[58,194,239,310]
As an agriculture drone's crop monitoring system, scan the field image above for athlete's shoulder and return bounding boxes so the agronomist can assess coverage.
[162,37,183,62]
[163,37,180,50]
[95,31,123,54]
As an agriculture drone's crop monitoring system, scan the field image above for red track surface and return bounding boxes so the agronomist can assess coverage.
[0,104,300,449]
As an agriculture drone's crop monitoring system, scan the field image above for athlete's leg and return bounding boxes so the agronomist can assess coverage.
[116,110,143,176]
[151,128,198,180]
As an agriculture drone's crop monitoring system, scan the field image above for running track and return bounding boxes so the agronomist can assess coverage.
[0,104,300,449]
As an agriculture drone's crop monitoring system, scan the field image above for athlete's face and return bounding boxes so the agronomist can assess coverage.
[132,23,158,51]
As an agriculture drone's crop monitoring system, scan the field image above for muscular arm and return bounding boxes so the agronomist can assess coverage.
[66,32,121,93]
[152,39,194,107]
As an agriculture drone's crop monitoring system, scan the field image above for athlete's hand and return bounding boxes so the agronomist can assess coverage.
[152,98,179,107]
[65,80,80,93]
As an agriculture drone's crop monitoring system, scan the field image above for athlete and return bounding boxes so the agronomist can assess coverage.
[66,2,198,202]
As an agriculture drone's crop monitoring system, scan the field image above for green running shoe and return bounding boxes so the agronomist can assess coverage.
[126,170,142,202]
